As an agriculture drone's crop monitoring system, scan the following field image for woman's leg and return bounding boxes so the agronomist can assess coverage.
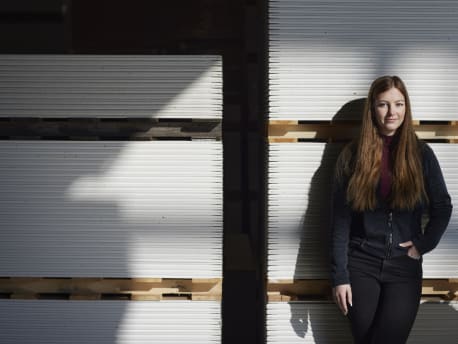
[371,255,423,344]
[371,277,422,344]
[347,250,384,343]
[348,272,382,343]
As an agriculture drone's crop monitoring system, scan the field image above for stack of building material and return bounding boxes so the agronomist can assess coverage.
[267,1,458,342]
[0,55,223,343]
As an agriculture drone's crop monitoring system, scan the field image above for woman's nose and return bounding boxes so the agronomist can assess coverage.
[388,105,396,115]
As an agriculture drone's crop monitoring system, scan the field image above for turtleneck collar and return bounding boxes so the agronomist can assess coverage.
[382,134,394,146]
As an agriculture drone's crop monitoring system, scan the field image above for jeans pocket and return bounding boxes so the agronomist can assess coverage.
[405,253,422,262]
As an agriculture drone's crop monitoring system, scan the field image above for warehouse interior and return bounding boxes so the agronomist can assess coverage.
[1,1,457,344]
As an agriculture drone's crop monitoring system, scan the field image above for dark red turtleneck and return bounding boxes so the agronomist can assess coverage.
[380,135,394,199]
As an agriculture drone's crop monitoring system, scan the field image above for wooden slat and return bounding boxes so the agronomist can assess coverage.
[268,120,458,141]
[0,277,222,301]
[0,118,222,140]
[267,279,458,302]
[269,120,299,125]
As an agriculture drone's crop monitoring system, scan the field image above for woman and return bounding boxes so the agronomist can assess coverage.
[330,75,452,344]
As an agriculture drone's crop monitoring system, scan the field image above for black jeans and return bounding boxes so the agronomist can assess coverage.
[347,249,422,344]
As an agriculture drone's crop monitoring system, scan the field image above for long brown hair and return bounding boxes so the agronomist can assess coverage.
[340,75,426,211]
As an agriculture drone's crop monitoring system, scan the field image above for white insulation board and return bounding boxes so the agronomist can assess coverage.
[0,55,222,118]
[268,143,458,279]
[0,300,221,344]
[0,140,222,278]
[269,0,458,120]
[267,301,458,344]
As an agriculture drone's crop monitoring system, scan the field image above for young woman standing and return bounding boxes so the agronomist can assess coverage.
[330,75,453,343]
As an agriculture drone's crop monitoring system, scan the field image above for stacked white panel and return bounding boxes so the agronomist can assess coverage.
[0,300,221,344]
[269,0,458,120]
[268,143,341,280]
[267,302,352,343]
[0,141,222,278]
[0,55,222,118]
[266,302,458,344]
[409,302,458,343]
[425,144,458,277]
[268,143,458,279]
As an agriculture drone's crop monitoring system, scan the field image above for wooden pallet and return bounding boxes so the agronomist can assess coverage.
[268,120,458,143]
[267,279,458,302]
[421,279,458,301]
[268,279,331,302]
[0,277,222,301]
[0,118,222,140]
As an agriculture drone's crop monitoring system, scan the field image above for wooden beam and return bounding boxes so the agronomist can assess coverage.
[0,118,222,140]
[267,279,458,302]
[268,120,458,142]
[0,277,222,301]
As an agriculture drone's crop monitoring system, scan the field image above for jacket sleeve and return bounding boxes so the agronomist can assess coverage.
[412,144,453,255]
[330,169,352,287]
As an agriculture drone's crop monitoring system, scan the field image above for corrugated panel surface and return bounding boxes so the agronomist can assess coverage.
[267,302,352,343]
[424,144,458,277]
[268,143,458,279]
[0,55,222,118]
[269,0,458,120]
[409,302,458,343]
[268,143,341,280]
[0,300,221,344]
[0,141,222,278]
[266,301,458,344]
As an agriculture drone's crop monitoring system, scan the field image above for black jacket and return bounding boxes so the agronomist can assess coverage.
[330,142,453,287]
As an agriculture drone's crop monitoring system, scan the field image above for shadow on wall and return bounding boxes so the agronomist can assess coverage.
[0,61,221,343]
[289,98,365,342]
[0,142,127,344]
[286,301,458,344]
[0,140,223,343]
[288,302,353,343]
[408,302,458,344]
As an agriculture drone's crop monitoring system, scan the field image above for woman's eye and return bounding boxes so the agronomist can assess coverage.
[377,103,387,108]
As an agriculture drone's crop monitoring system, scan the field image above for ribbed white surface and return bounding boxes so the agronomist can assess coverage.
[267,302,352,343]
[266,301,458,344]
[0,55,222,118]
[269,0,458,120]
[268,143,340,279]
[409,302,458,343]
[0,300,221,344]
[268,143,458,279]
[0,141,222,278]
[424,144,458,277]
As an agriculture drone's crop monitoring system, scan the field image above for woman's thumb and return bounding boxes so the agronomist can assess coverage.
[399,240,413,247]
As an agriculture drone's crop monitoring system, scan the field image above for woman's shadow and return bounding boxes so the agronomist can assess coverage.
[288,98,365,342]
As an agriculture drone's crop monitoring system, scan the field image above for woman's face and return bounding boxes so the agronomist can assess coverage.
[373,87,406,136]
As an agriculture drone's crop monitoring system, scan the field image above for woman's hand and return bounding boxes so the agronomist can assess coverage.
[333,284,352,315]
[399,241,421,259]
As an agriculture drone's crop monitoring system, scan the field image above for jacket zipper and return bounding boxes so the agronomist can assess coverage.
[386,211,393,259]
